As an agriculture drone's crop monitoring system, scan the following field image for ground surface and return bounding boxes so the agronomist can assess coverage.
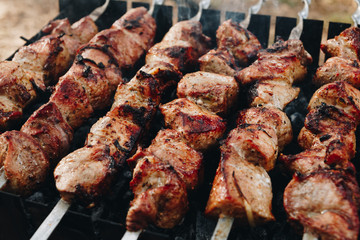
[0,0,356,60]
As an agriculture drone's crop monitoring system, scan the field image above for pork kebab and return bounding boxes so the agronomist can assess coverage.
[280,25,360,240]
[206,1,313,238]
[123,13,267,239]
[0,6,156,197]
[32,4,214,240]
[0,8,100,131]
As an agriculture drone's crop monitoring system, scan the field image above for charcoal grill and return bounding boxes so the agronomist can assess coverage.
[0,1,358,239]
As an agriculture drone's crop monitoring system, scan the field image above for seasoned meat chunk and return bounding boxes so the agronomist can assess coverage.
[177,71,239,115]
[199,49,238,76]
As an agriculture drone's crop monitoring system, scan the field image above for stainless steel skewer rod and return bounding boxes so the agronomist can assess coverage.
[211,0,311,239]
[0,167,6,189]
[30,199,71,240]
[240,0,265,29]
[148,0,165,16]
[352,0,360,26]
[89,0,111,21]
[190,0,211,21]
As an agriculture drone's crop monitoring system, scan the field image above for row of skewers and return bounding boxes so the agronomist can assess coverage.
[1,0,360,239]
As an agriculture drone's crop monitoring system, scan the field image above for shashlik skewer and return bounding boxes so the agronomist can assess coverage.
[0,4,101,131]
[124,4,271,239]
[208,1,312,239]
[33,3,213,240]
[280,27,360,240]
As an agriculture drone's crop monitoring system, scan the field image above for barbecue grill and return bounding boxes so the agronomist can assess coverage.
[0,0,357,239]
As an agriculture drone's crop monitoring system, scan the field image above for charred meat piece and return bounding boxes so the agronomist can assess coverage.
[308,81,360,123]
[199,49,239,76]
[177,71,239,115]
[313,57,360,88]
[21,102,73,165]
[135,129,204,190]
[216,19,261,67]
[248,80,300,109]
[161,20,212,58]
[205,146,274,225]
[126,155,188,231]
[0,131,49,196]
[237,107,292,151]
[54,144,116,205]
[160,98,227,151]
[284,169,360,240]
[321,26,360,60]
[235,39,312,86]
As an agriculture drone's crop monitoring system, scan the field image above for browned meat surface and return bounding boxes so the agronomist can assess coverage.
[248,80,300,109]
[308,81,360,123]
[237,107,292,151]
[321,26,360,60]
[0,131,49,195]
[177,71,239,115]
[160,98,226,151]
[313,57,360,88]
[21,102,73,165]
[216,20,261,67]
[162,20,211,58]
[205,146,274,225]
[126,155,188,231]
[0,17,97,131]
[198,49,238,76]
[138,129,203,190]
[235,39,312,86]
[284,169,360,240]
[54,144,116,204]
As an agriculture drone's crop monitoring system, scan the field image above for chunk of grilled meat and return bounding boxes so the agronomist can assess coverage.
[0,131,49,195]
[235,39,312,86]
[126,155,188,231]
[160,98,227,151]
[205,144,275,225]
[146,20,211,73]
[0,17,98,130]
[128,129,203,191]
[308,81,360,123]
[177,71,239,115]
[236,107,292,151]
[199,49,239,76]
[248,80,300,109]
[0,7,156,196]
[284,169,360,240]
[321,26,360,60]
[313,57,360,88]
[216,19,261,67]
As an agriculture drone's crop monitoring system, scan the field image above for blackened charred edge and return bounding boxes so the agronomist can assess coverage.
[114,139,131,153]
[122,16,143,30]
[77,44,120,68]
[121,104,155,126]
[319,134,332,142]
[43,37,64,75]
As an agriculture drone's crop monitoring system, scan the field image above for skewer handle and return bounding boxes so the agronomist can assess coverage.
[121,230,142,240]
[0,167,6,189]
[30,199,71,240]
[148,0,165,16]
[302,231,319,240]
[89,0,111,21]
[289,0,311,40]
[211,216,234,240]
[190,0,211,21]
[353,0,360,26]
[240,0,265,29]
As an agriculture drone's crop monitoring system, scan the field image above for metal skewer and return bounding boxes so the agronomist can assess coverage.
[148,0,165,16]
[352,0,360,26]
[0,0,111,193]
[210,1,310,240]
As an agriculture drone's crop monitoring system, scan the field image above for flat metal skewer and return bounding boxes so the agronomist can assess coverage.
[352,0,360,26]
[148,0,165,16]
[89,0,111,21]
[30,199,71,240]
[211,1,310,239]
[0,167,6,189]
[189,0,211,22]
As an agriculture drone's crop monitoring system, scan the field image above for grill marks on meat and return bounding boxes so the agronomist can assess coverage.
[0,7,156,196]
[284,170,360,240]
[281,27,360,239]
[177,71,239,115]
[0,17,98,130]
[199,19,262,76]
[206,39,311,226]
[313,26,360,87]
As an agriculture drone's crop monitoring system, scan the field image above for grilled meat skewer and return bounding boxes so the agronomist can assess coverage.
[206,39,312,227]
[0,7,156,196]
[0,16,98,131]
